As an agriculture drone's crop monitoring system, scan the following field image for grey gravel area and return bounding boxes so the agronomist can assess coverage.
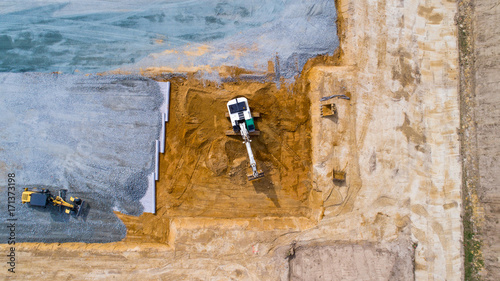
[0,0,338,82]
[0,73,163,243]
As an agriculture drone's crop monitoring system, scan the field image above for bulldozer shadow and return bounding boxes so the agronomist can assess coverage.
[28,201,90,222]
[26,204,71,222]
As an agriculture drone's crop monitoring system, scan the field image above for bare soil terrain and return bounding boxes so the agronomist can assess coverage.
[473,0,500,279]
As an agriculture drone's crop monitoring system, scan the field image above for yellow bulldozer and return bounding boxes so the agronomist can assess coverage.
[22,188,85,216]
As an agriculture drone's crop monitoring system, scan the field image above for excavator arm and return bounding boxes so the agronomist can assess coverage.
[50,196,76,209]
[239,122,264,181]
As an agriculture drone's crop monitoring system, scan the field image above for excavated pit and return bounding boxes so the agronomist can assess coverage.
[156,78,318,219]
[112,73,324,243]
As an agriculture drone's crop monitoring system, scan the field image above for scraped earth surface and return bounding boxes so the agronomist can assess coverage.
[286,242,414,280]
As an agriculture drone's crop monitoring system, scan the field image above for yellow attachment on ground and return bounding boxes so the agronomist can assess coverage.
[52,196,75,209]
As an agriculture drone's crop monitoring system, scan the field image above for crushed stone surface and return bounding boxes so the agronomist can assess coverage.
[0,73,163,243]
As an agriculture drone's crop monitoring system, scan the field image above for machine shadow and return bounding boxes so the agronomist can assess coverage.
[251,166,281,208]
[79,202,91,222]
[30,203,88,222]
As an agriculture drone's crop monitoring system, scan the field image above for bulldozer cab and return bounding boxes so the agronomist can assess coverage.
[22,189,49,207]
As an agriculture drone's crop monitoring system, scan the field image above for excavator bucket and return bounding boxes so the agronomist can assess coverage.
[247,171,265,181]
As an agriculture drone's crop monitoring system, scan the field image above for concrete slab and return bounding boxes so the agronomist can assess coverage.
[159,81,170,154]
[140,173,156,214]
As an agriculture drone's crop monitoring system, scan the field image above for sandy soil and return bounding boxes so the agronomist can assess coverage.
[155,76,318,219]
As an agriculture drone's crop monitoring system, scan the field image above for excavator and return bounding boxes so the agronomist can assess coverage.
[22,188,85,216]
[227,97,265,181]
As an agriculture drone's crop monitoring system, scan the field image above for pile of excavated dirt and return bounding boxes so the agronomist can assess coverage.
[154,76,320,219]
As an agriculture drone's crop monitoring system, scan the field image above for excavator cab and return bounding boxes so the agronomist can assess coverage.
[227,97,256,133]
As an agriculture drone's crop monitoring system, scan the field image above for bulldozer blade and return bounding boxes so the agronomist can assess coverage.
[247,172,265,181]
[75,201,86,217]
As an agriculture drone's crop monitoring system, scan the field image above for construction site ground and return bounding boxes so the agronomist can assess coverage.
[4,0,499,279]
